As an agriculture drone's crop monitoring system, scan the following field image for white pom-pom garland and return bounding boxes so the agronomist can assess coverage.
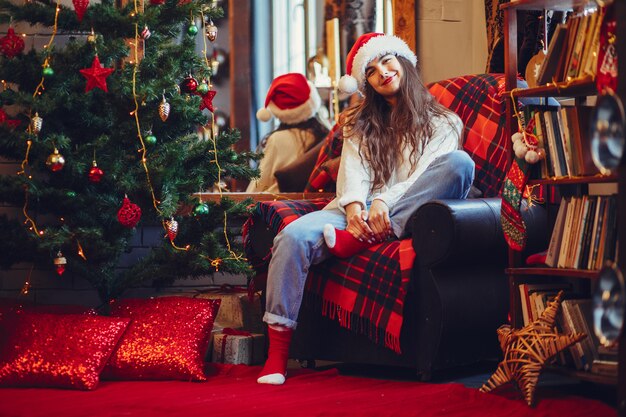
[510,131,544,164]
[511,132,524,143]
[525,150,539,164]
[515,143,529,159]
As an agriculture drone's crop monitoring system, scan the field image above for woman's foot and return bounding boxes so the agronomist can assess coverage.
[257,326,293,385]
[323,224,377,258]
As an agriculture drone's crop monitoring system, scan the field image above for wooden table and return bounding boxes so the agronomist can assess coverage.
[193,192,335,203]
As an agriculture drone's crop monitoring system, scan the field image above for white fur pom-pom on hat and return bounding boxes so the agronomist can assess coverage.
[256,73,321,124]
[337,74,358,95]
[256,107,273,122]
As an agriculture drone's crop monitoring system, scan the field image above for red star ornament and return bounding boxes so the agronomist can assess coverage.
[79,56,114,93]
[198,90,217,113]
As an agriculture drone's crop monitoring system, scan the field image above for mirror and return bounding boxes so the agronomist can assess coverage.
[593,262,625,347]
[590,91,626,174]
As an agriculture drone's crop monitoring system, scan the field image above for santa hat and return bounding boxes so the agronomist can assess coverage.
[256,73,322,124]
[338,32,417,95]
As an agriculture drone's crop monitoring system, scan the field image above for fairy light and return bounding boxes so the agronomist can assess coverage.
[196,11,246,268]
[20,265,33,295]
[130,0,161,217]
[18,0,61,238]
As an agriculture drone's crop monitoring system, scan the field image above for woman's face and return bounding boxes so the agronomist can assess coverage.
[365,54,403,101]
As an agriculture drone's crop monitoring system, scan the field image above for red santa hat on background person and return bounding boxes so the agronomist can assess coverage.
[256,73,322,124]
[338,32,417,95]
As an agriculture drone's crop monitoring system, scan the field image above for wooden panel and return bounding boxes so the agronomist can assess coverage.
[393,0,416,52]
[229,0,251,153]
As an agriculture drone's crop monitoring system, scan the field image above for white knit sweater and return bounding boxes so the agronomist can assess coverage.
[325,112,463,212]
[246,128,319,193]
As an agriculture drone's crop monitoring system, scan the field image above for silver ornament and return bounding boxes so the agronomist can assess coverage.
[166,218,178,241]
[206,20,218,42]
[31,112,43,134]
[159,95,170,122]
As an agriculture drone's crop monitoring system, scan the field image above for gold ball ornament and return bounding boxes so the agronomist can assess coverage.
[158,95,170,122]
[480,291,586,406]
[46,148,65,172]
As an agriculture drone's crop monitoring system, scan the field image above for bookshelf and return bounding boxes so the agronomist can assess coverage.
[501,0,625,410]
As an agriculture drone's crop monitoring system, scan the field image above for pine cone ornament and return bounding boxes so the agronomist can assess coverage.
[159,96,170,121]
[31,113,43,134]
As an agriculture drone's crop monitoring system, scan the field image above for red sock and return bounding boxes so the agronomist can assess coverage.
[257,326,293,384]
[323,224,375,258]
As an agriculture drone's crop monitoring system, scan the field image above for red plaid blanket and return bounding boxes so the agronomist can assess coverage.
[305,74,509,198]
[243,74,510,353]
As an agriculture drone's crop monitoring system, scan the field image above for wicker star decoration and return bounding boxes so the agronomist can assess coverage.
[80,55,114,93]
[479,291,586,406]
[198,90,217,113]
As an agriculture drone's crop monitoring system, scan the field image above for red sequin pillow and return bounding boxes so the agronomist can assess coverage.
[103,296,221,381]
[0,312,130,390]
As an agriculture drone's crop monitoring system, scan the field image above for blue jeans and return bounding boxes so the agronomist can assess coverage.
[263,150,475,328]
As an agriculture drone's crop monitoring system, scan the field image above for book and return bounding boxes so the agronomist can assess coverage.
[578,195,597,269]
[572,195,590,268]
[550,111,568,177]
[589,196,608,270]
[569,299,599,368]
[558,300,585,370]
[543,110,562,177]
[537,23,569,85]
[557,107,574,177]
[565,13,590,80]
[602,195,618,263]
[579,9,603,78]
[558,196,579,268]
[557,16,580,82]
[572,106,599,176]
[561,299,587,370]
[546,197,569,267]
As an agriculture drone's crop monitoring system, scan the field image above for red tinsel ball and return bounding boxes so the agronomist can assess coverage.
[117,197,142,228]
[72,0,90,22]
[180,76,198,94]
[150,0,165,4]
[0,28,25,59]
[88,164,104,183]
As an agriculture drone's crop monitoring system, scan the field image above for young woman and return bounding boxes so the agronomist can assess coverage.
[257,33,475,385]
[247,73,329,192]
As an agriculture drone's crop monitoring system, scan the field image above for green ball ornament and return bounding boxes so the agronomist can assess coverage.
[145,134,157,145]
[196,82,209,94]
[42,67,54,77]
[193,202,210,216]
[187,24,198,36]
[66,191,77,198]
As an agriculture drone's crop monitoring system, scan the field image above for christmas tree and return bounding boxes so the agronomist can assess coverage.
[0,0,258,303]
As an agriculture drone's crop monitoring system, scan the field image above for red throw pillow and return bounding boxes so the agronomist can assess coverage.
[103,296,221,381]
[0,312,130,390]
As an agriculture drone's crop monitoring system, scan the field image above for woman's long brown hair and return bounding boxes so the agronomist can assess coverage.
[341,56,461,191]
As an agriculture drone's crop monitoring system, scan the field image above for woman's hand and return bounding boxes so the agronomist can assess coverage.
[368,199,392,242]
[345,202,375,243]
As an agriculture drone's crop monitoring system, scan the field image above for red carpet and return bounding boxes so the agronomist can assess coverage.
[0,364,616,417]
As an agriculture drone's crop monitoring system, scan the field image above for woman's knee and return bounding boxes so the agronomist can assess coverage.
[442,150,475,182]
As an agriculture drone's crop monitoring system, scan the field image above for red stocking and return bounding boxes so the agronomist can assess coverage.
[323,224,376,258]
[257,326,293,385]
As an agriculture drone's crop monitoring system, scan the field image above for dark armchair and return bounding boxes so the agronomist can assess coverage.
[243,74,549,379]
